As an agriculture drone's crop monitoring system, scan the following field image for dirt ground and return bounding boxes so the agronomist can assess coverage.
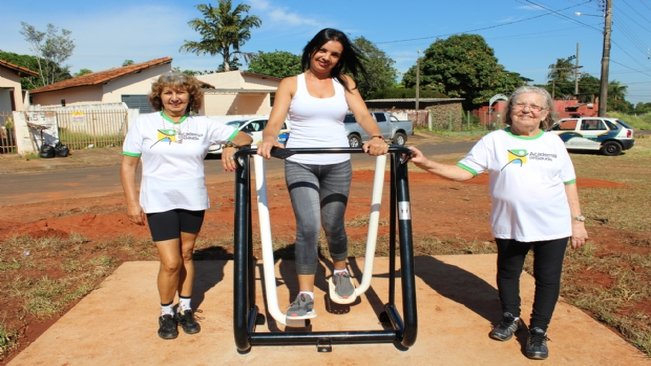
[0,147,649,364]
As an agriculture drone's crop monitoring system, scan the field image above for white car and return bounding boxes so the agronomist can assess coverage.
[208,117,290,156]
[548,117,635,156]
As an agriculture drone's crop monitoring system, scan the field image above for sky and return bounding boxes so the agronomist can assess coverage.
[1,0,650,105]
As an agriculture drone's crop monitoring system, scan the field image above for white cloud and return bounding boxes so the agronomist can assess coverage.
[267,9,320,27]
[248,0,320,27]
[248,0,271,11]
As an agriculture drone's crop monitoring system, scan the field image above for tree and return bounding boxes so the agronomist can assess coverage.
[607,81,631,112]
[246,51,301,79]
[547,57,578,98]
[74,68,93,77]
[20,22,74,87]
[576,74,600,99]
[402,34,524,109]
[352,37,398,99]
[0,50,68,90]
[634,102,651,114]
[181,0,261,72]
[122,60,135,66]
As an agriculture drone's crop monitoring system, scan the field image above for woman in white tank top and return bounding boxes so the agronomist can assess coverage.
[257,28,388,320]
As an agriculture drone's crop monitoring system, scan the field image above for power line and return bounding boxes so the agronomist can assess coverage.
[622,0,651,24]
[375,0,593,45]
[619,0,651,33]
[523,0,602,32]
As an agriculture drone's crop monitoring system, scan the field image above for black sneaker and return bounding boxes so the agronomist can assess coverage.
[176,309,201,334]
[489,312,521,341]
[158,314,178,340]
[525,327,549,360]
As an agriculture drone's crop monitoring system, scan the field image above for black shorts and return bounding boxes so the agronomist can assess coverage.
[146,209,205,242]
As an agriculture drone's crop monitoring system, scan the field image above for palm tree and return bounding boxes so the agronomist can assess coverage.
[180,0,261,72]
[607,81,627,101]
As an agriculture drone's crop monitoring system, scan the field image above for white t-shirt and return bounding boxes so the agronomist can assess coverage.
[122,112,237,213]
[457,128,576,242]
[285,73,350,165]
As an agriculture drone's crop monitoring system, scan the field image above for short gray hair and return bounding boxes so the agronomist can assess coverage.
[503,86,555,130]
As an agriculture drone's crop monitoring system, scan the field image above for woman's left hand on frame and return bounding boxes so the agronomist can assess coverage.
[221,146,239,172]
[363,138,389,156]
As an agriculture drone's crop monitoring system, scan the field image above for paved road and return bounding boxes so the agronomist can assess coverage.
[0,138,475,206]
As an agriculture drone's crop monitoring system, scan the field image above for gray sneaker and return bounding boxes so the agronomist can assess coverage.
[525,327,549,360]
[286,293,316,320]
[333,271,355,298]
[489,312,521,341]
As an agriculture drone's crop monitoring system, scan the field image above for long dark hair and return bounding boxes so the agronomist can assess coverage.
[300,28,366,92]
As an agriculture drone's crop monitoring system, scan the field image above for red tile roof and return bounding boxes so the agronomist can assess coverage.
[0,59,39,77]
[29,57,172,94]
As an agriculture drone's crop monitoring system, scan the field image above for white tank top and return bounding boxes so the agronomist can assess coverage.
[286,73,350,165]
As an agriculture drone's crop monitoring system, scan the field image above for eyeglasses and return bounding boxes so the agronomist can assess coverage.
[513,102,546,113]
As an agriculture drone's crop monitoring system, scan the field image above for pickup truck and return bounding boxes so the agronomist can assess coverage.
[343,112,413,147]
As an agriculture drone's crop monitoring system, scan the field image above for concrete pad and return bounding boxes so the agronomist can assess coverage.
[8,255,649,365]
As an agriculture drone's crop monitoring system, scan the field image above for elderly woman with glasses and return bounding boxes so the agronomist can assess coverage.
[408,85,588,360]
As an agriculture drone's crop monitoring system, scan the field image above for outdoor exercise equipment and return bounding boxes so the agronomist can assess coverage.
[232,146,417,353]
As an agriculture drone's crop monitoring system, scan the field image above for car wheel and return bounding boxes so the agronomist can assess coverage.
[392,132,407,146]
[348,134,362,148]
[600,141,622,156]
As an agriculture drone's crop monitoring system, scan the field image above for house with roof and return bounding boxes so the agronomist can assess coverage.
[28,57,173,109]
[0,59,38,119]
[196,71,280,116]
[27,57,280,117]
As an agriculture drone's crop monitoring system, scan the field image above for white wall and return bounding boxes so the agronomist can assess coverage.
[0,66,28,111]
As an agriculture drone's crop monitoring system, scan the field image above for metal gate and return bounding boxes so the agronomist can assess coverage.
[0,112,16,154]
[56,108,128,150]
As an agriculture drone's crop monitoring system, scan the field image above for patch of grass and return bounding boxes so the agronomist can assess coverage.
[608,111,651,130]
[571,137,651,232]
[0,258,21,271]
[346,214,389,228]
[0,324,19,360]
[23,276,68,317]
[561,241,651,355]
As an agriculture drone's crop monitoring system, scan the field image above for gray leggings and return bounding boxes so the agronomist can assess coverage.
[285,160,352,274]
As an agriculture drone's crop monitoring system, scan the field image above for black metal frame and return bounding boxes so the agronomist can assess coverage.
[232,147,417,353]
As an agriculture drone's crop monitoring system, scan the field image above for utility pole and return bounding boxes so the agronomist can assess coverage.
[415,50,420,111]
[575,43,580,95]
[599,0,612,116]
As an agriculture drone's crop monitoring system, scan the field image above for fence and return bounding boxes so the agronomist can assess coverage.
[27,104,129,151]
[56,109,128,150]
[0,111,16,154]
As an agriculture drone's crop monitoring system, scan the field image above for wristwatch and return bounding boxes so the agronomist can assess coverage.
[574,215,586,222]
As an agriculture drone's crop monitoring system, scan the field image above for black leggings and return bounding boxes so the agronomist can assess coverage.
[146,209,205,242]
[495,237,568,331]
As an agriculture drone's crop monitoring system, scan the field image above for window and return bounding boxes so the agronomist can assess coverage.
[581,119,606,131]
[604,120,617,130]
[374,112,386,122]
[555,120,577,131]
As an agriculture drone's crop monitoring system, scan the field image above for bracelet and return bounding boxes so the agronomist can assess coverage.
[371,135,383,140]
[223,141,238,148]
